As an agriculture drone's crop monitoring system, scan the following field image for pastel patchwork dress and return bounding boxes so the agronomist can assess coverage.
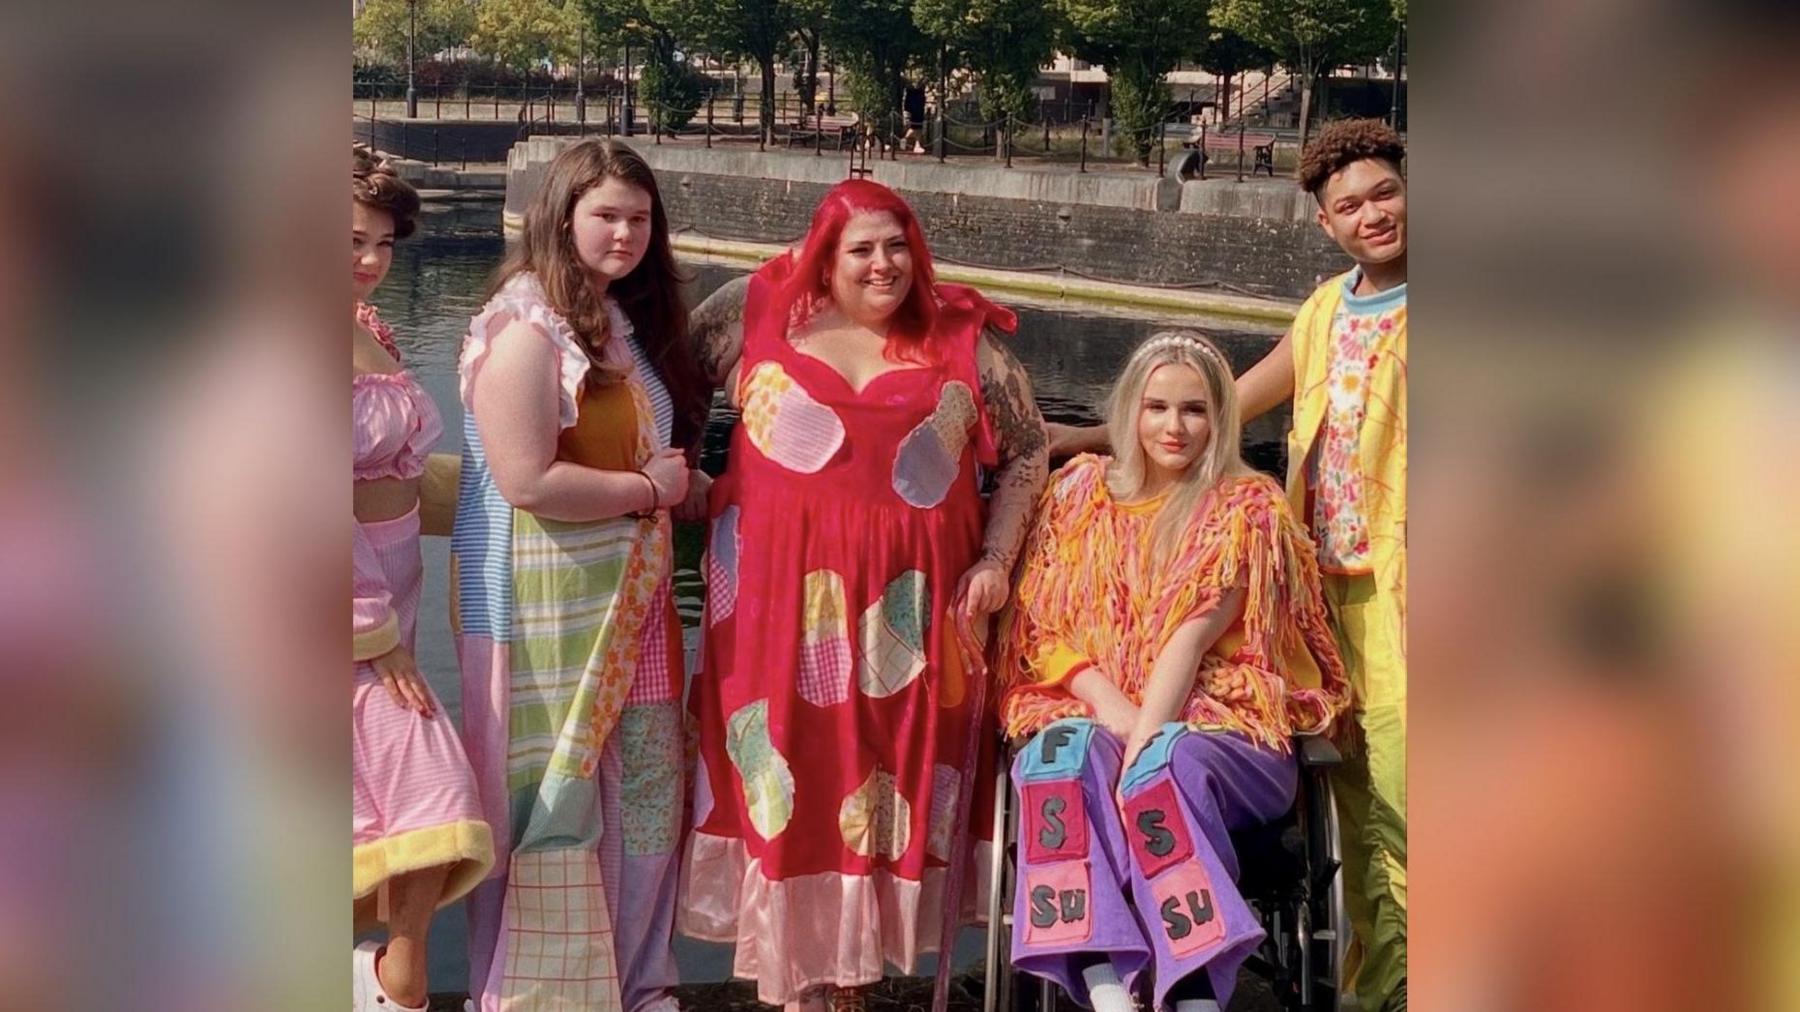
[680,257,1010,1005]
[353,303,494,909]
[453,274,685,1012]
[994,460,1350,1011]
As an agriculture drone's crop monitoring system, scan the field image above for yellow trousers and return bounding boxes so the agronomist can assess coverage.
[1325,573,1407,1009]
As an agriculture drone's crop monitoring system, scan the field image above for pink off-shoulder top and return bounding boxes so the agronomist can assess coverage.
[354,303,443,482]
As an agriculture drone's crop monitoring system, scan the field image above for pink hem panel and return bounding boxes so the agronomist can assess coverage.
[456,633,515,879]
[679,831,993,1005]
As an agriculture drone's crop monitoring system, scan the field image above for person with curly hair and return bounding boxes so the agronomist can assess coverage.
[352,144,495,1012]
[1238,116,1408,1011]
[1039,116,1408,1010]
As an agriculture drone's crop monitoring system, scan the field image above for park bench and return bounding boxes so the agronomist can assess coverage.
[1183,126,1278,177]
[787,120,861,151]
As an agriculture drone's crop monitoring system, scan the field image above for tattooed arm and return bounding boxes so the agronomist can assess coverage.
[956,327,1050,620]
[692,275,750,398]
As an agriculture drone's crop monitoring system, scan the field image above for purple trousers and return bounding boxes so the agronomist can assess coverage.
[1009,719,1295,1010]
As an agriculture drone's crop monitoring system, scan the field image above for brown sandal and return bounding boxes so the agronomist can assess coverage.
[830,985,870,1012]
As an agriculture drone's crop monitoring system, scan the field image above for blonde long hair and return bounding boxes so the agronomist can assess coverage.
[1103,330,1252,561]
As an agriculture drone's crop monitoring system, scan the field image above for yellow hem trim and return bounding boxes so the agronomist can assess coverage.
[354,615,400,662]
[353,820,495,909]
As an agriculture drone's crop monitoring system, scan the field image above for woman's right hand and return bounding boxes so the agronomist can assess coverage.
[641,448,691,509]
[1091,694,1139,742]
[370,645,435,717]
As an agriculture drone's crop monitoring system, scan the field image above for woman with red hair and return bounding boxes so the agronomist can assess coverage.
[679,179,1049,1009]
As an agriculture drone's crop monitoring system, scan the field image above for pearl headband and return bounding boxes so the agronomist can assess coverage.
[1138,332,1231,374]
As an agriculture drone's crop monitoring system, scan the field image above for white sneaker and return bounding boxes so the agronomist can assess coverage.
[352,940,427,1011]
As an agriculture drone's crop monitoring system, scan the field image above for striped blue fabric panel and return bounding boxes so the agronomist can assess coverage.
[625,334,674,445]
[451,413,515,641]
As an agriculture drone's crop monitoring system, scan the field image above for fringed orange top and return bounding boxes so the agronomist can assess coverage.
[995,454,1351,751]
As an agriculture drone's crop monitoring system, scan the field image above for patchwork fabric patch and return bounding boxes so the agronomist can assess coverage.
[838,765,913,862]
[797,569,853,707]
[1119,722,1188,794]
[705,506,740,626]
[1121,778,1195,880]
[926,763,961,861]
[1021,859,1094,947]
[1016,719,1095,782]
[858,570,929,698]
[741,361,845,473]
[892,380,977,508]
[1021,778,1089,864]
[724,699,796,840]
[1150,859,1228,959]
[691,751,717,829]
[617,703,683,857]
[499,847,622,1008]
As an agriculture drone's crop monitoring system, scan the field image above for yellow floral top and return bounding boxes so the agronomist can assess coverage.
[1309,269,1407,573]
[995,455,1350,751]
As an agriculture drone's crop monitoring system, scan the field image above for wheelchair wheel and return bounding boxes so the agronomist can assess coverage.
[1299,762,1348,1011]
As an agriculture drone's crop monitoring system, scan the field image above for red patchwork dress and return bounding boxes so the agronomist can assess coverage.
[680,257,1009,1003]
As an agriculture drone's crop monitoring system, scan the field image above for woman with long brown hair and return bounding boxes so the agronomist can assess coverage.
[452,139,706,1012]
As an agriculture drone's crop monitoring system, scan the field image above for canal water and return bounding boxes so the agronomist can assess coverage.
[367,202,1287,991]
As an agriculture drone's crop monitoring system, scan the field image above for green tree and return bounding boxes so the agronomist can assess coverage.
[1192,28,1272,123]
[786,28,823,117]
[680,0,798,144]
[638,55,707,130]
[470,0,583,73]
[582,0,698,131]
[354,0,477,68]
[1053,0,1211,165]
[817,0,929,143]
[1214,0,1395,153]
[913,0,1058,158]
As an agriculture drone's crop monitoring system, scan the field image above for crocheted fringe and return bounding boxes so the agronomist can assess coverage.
[996,457,1350,749]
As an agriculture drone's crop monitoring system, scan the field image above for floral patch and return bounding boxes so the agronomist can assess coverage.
[839,764,913,862]
[618,703,684,856]
[740,361,845,473]
[725,699,796,840]
[892,381,977,508]
[798,569,853,707]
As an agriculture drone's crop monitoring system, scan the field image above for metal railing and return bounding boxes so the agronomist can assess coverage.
[353,78,1298,180]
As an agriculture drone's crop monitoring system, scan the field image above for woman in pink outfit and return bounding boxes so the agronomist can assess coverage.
[351,145,494,1012]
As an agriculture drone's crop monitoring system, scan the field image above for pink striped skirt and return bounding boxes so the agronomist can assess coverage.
[353,507,493,906]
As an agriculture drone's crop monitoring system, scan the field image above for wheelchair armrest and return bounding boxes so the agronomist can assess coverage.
[1295,733,1342,769]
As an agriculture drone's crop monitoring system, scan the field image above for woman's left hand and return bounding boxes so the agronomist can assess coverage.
[674,469,713,523]
[954,558,1009,619]
[1119,722,1156,782]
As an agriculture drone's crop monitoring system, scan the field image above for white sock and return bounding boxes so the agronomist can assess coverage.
[1081,963,1133,1012]
[1174,1000,1221,1012]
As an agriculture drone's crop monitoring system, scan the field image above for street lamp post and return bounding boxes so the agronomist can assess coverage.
[576,25,587,124]
[623,41,634,136]
[1389,26,1403,127]
[404,0,418,119]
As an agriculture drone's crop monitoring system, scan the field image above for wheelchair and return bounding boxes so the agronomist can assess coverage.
[977,733,1347,1011]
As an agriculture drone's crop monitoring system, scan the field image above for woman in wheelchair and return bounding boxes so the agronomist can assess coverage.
[993,331,1350,1012]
